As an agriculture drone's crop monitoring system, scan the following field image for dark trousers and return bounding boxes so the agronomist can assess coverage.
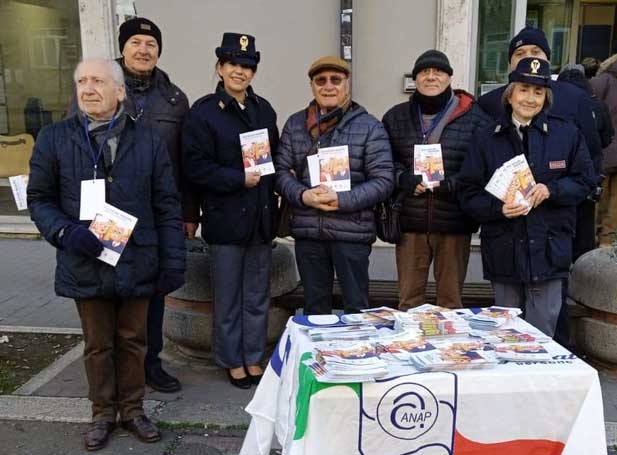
[145,294,164,370]
[75,297,149,422]
[573,199,596,262]
[210,243,272,369]
[295,239,371,315]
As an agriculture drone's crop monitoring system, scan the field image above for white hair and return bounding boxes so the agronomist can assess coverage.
[73,58,125,86]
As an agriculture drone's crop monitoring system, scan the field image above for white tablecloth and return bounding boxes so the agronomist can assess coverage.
[241,315,607,455]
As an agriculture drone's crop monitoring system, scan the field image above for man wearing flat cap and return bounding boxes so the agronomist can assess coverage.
[113,17,198,393]
[478,25,603,346]
[275,56,394,315]
[382,50,490,311]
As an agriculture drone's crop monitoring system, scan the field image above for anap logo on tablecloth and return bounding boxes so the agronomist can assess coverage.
[359,373,457,455]
[377,383,439,440]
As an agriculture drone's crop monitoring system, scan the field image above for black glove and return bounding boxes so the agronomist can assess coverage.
[398,170,422,192]
[59,224,103,258]
[157,269,185,295]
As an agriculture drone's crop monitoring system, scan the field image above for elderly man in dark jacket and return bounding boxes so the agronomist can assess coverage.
[275,56,394,315]
[383,50,490,310]
[27,58,185,451]
[116,17,198,392]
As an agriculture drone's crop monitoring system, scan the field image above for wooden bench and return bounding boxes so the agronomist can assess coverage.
[274,280,495,310]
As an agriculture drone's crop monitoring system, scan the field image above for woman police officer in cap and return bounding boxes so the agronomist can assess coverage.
[182,33,279,388]
[457,57,595,338]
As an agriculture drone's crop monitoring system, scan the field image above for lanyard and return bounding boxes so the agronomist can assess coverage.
[83,115,116,179]
[418,98,454,144]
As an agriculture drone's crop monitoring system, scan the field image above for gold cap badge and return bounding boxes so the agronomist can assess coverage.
[240,36,249,52]
[531,59,540,74]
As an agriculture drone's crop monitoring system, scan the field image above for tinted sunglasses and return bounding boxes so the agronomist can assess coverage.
[313,75,347,86]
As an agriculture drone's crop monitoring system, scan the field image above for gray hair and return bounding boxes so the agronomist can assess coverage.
[73,58,125,86]
[501,82,553,112]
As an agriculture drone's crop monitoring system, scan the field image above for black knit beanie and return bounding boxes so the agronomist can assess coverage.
[412,50,453,79]
[508,26,551,61]
[118,17,162,56]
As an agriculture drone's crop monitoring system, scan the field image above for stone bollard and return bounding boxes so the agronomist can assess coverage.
[164,239,298,359]
[569,247,617,365]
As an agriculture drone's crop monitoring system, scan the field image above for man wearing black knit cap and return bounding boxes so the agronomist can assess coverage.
[382,50,490,311]
[478,26,602,347]
[117,17,199,393]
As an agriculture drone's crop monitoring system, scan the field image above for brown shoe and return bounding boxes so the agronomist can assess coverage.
[84,421,115,451]
[120,415,161,443]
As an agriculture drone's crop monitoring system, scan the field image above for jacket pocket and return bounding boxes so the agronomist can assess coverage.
[129,229,159,284]
[546,232,572,271]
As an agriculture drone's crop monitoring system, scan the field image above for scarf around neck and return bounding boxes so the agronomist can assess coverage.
[413,86,453,115]
[306,96,352,140]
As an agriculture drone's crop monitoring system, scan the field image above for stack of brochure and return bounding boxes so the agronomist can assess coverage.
[374,329,426,363]
[341,306,402,326]
[307,341,389,383]
[410,340,498,372]
[468,307,523,331]
[393,311,471,337]
[307,325,378,342]
[470,328,551,344]
[485,154,536,208]
[494,343,553,362]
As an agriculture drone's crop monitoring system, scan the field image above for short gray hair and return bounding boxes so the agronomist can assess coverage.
[501,82,553,113]
[73,58,125,86]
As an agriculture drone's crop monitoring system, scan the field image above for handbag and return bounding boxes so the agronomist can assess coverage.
[277,142,320,238]
[375,191,407,244]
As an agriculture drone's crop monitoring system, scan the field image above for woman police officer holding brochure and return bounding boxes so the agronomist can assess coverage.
[456,57,595,338]
[182,33,279,388]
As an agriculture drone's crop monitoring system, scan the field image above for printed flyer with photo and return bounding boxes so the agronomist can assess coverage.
[485,154,536,207]
[414,144,445,188]
[307,145,351,192]
[8,174,28,211]
[88,203,138,267]
[239,128,274,176]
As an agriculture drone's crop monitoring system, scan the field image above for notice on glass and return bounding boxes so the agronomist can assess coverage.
[414,144,444,188]
[485,154,536,209]
[8,174,28,211]
[88,203,138,267]
[240,128,275,176]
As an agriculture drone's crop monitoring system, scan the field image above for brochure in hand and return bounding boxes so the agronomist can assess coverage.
[414,144,445,188]
[485,154,535,208]
[307,145,351,192]
[8,174,28,211]
[88,203,138,267]
[240,128,275,176]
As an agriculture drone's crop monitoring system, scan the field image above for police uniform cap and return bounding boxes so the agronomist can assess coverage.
[508,57,551,87]
[215,32,260,67]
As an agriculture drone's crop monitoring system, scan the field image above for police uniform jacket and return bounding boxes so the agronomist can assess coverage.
[457,111,595,284]
[182,83,279,245]
[27,114,185,299]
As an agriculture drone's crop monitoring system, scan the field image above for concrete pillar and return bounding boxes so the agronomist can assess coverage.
[78,0,117,59]
[436,0,476,92]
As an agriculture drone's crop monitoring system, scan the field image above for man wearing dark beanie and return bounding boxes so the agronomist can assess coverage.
[117,17,199,393]
[382,50,490,310]
[478,25,602,348]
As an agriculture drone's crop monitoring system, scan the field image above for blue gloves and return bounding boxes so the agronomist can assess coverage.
[59,224,103,258]
[157,269,185,295]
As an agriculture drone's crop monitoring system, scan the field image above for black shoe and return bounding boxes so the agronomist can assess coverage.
[84,421,115,451]
[120,415,161,443]
[227,369,252,389]
[246,367,264,385]
[145,366,181,393]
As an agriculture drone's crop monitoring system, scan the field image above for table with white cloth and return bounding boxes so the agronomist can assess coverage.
[240,314,607,455]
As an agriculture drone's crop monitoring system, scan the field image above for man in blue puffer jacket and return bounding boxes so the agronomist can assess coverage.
[27,58,185,451]
[275,56,394,315]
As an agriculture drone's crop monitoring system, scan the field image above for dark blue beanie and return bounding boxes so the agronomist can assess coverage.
[508,26,551,61]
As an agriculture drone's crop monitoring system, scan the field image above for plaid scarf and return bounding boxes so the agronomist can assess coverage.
[305,96,352,140]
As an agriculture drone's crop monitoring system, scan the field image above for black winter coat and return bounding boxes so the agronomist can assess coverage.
[457,112,595,284]
[382,91,491,234]
[182,83,279,245]
[478,81,602,182]
[27,114,186,299]
[274,102,394,244]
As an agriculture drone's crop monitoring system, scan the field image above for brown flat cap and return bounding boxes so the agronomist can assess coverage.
[308,56,351,78]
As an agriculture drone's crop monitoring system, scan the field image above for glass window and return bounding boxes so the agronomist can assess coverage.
[0,1,81,218]
[526,0,574,72]
[476,0,513,96]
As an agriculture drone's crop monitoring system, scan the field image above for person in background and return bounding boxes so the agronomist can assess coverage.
[458,57,595,338]
[182,33,278,389]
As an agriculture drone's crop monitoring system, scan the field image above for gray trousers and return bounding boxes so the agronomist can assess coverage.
[210,243,272,369]
[492,280,562,337]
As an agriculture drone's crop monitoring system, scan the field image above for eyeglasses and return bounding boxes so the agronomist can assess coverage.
[312,75,346,87]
